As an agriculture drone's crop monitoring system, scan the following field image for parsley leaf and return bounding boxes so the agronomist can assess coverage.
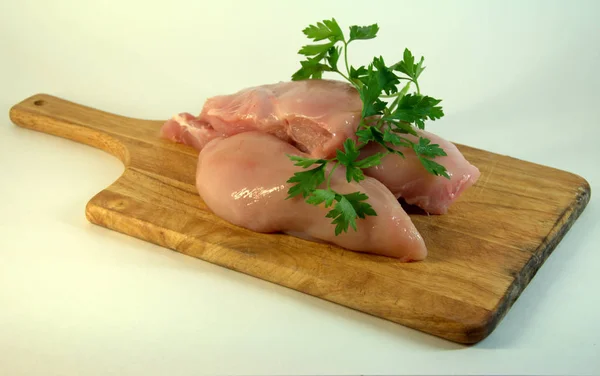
[392,48,425,80]
[325,192,378,235]
[373,56,399,95]
[413,137,447,158]
[337,141,387,181]
[291,54,332,80]
[349,65,369,86]
[385,94,444,129]
[336,139,360,165]
[287,154,327,168]
[344,192,378,219]
[302,19,344,42]
[327,46,342,71]
[349,24,380,42]
[388,120,419,136]
[326,195,358,235]
[358,66,386,118]
[356,127,375,144]
[306,189,336,207]
[355,152,386,169]
[336,139,365,183]
[382,131,408,147]
[418,157,450,179]
[299,42,336,56]
[286,164,326,198]
[356,125,385,144]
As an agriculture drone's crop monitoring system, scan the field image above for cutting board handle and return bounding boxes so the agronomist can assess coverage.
[9,93,135,164]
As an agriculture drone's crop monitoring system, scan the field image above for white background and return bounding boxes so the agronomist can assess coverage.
[2,0,599,374]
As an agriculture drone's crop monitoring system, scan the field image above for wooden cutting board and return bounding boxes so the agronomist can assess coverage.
[9,94,591,344]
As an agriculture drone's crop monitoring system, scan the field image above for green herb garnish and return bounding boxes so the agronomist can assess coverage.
[287,18,449,235]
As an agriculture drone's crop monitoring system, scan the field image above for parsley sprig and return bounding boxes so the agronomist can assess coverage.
[287,18,449,235]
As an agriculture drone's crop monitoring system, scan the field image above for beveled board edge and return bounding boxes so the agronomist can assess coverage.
[475,180,591,343]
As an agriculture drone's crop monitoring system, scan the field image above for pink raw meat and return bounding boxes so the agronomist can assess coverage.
[161,79,362,158]
[360,129,480,214]
[196,131,427,261]
[162,79,480,214]
[160,113,221,150]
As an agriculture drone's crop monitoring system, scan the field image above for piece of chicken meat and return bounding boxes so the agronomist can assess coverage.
[161,79,362,158]
[360,129,481,214]
[162,79,479,214]
[196,131,427,261]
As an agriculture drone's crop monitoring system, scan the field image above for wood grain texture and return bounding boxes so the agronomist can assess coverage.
[9,94,591,344]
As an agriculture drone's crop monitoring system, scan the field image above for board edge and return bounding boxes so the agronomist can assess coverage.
[467,177,591,344]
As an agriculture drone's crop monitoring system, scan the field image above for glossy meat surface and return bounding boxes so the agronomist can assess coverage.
[361,129,480,214]
[161,79,362,158]
[196,132,427,261]
[162,80,480,215]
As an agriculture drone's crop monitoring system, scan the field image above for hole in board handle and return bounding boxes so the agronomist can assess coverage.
[33,100,45,106]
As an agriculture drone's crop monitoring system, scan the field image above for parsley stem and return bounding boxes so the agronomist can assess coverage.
[335,70,351,83]
[356,118,369,131]
[343,41,350,77]
[334,68,361,92]
[380,80,415,98]
[338,41,362,92]
[388,93,403,113]
[326,162,339,191]
[387,81,412,113]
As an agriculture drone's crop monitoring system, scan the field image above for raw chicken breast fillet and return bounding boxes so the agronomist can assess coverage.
[161,79,362,158]
[162,79,480,214]
[360,129,481,214]
[196,131,427,261]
